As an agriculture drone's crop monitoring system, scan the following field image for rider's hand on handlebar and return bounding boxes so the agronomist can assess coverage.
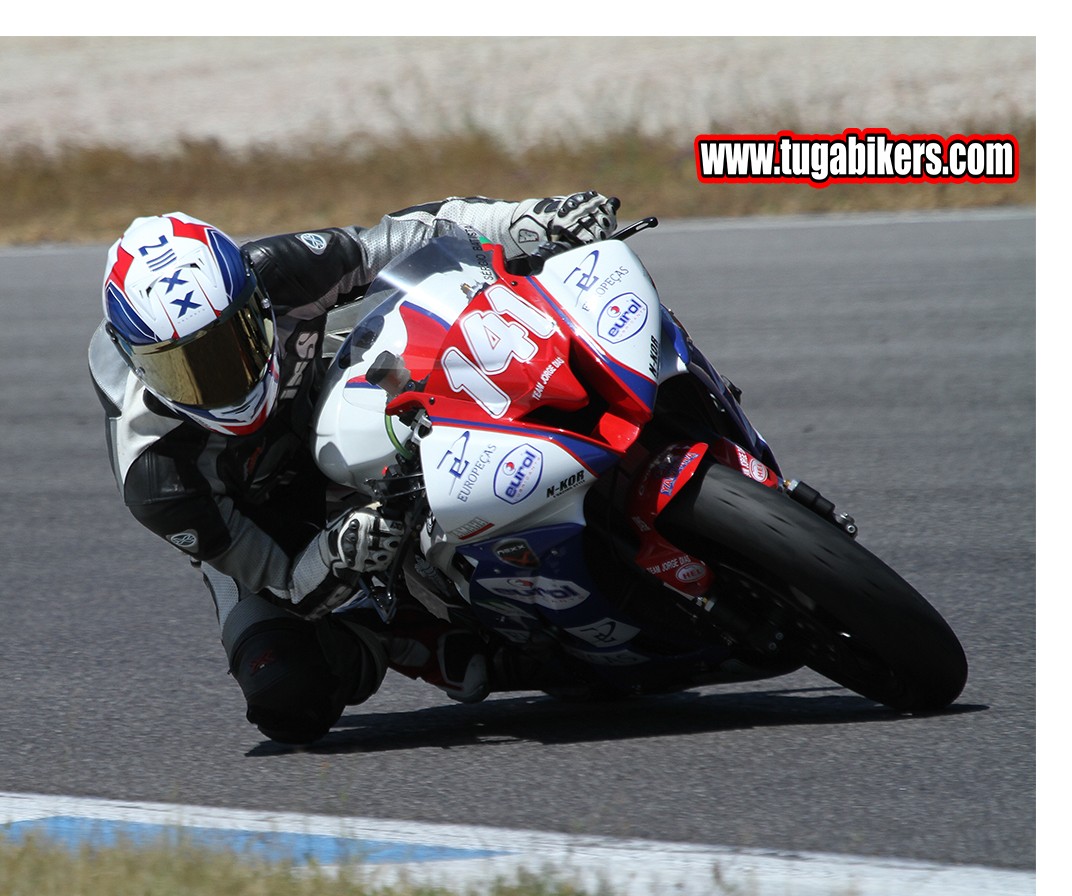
[329,506,404,574]
[509,191,620,255]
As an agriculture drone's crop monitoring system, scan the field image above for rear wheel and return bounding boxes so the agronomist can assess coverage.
[656,463,968,711]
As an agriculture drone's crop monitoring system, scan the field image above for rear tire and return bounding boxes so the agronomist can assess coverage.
[657,463,967,711]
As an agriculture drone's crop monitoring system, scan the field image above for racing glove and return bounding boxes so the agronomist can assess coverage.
[508,191,619,254]
[329,506,405,574]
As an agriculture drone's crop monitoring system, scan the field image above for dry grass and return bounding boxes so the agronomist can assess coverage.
[0,833,600,896]
[0,120,1035,245]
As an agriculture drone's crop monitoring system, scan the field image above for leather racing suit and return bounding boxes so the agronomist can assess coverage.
[87,197,574,744]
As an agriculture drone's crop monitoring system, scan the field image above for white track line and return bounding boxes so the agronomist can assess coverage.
[0,792,1034,896]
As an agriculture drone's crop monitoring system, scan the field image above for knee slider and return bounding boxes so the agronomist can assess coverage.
[229,615,344,745]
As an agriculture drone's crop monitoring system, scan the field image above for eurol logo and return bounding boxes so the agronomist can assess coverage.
[493,444,543,504]
[481,576,590,610]
[597,293,648,343]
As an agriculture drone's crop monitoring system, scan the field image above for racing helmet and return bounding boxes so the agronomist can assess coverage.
[102,213,279,436]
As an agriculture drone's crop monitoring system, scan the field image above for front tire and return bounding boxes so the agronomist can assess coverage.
[657,463,968,711]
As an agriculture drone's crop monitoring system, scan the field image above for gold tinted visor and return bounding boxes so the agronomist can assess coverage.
[129,286,275,409]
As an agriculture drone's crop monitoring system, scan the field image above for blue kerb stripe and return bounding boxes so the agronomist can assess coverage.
[2,817,508,865]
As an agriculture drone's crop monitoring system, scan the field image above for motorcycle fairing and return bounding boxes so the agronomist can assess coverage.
[461,523,610,651]
[380,239,672,544]
[460,521,737,677]
[529,242,662,418]
[419,421,609,544]
[389,241,663,457]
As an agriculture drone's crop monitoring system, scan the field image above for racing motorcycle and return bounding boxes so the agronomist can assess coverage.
[312,216,968,711]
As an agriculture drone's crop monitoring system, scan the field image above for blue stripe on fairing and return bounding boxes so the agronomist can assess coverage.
[2,816,507,865]
[660,306,691,366]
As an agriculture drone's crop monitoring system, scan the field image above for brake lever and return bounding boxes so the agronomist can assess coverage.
[613,216,659,241]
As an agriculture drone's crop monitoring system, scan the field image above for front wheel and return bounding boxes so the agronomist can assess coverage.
[656,463,968,711]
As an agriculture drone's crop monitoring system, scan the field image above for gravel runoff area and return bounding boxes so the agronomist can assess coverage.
[0,36,1035,154]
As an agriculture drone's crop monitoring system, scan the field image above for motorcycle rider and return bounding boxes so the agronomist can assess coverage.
[88,192,619,745]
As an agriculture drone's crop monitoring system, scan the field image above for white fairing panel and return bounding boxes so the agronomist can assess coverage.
[313,361,407,493]
[420,424,591,544]
[537,241,663,383]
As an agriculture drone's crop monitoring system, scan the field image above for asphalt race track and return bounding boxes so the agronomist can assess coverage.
[0,208,1035,872]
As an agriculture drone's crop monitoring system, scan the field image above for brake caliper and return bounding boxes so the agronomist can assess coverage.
[785,479,859,538]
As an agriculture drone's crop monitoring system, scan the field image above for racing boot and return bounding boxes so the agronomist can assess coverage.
[381,626,491,704]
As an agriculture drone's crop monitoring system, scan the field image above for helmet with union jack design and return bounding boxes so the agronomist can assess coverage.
[102,212,279,436]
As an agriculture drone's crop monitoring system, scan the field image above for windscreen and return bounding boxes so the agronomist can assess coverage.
[347,224,498,369]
